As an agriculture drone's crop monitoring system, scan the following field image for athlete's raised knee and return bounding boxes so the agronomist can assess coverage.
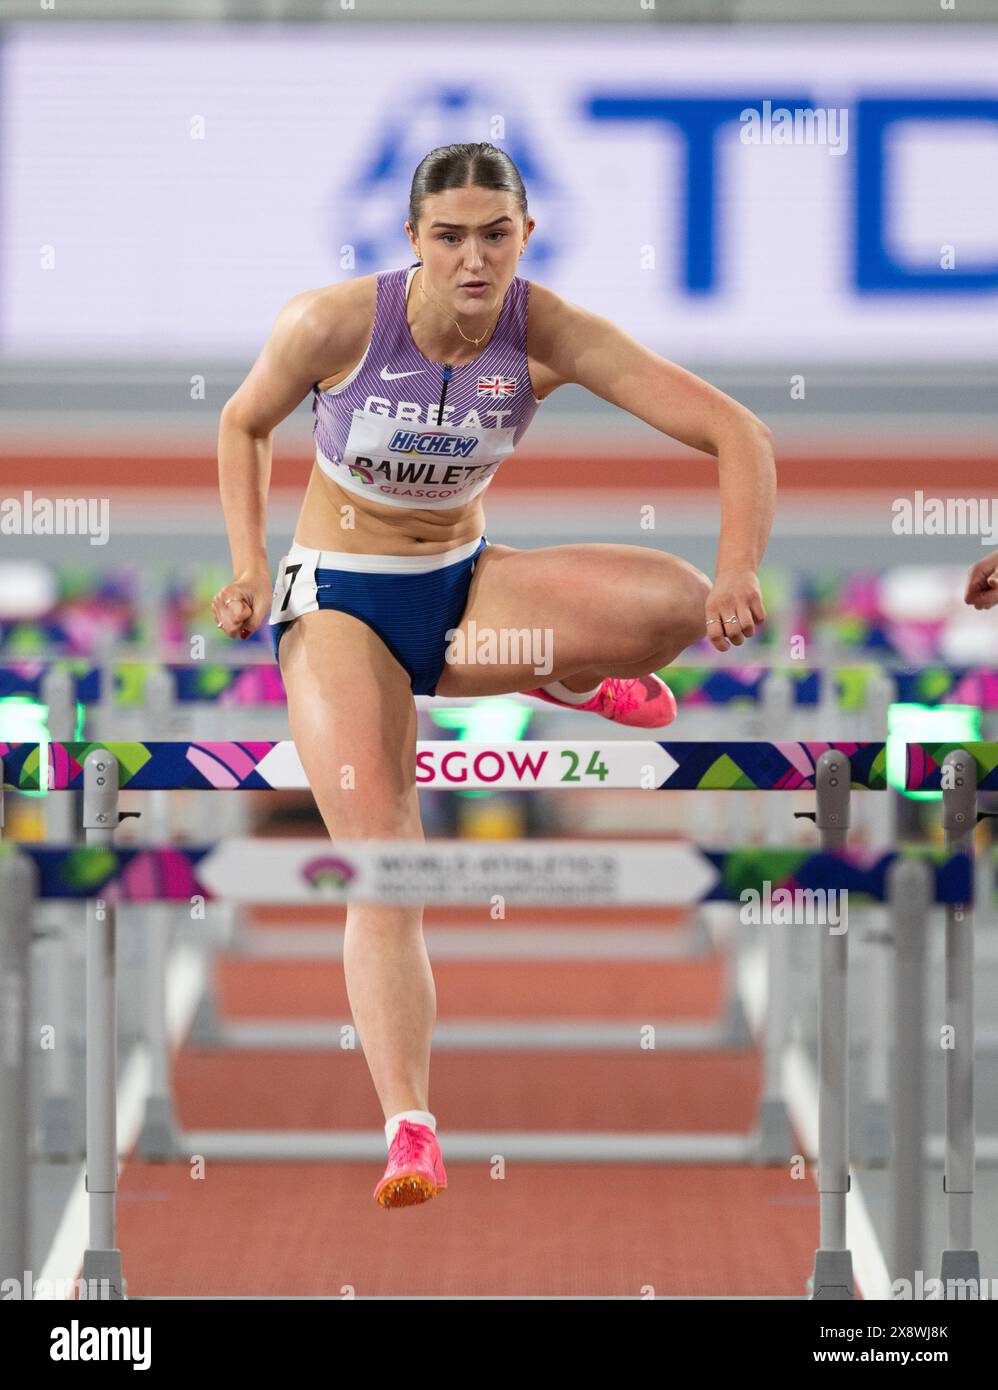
[651,557,711,649]
[676,563,712,644]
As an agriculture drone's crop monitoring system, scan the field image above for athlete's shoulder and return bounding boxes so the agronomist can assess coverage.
[292,272,380,331]
[520,276,596,366]
[519,275,597,338]
[520,275,596,319]
[275,274,380,377]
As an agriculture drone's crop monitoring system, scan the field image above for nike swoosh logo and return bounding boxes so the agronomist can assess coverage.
[380,366,424,381]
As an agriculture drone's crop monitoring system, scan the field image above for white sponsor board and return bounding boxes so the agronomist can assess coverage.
[197,837,719,905]
[2,26,995,362]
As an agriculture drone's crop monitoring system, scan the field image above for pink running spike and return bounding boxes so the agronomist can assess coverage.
[522,674,678,728]
[374,1121,448,1210]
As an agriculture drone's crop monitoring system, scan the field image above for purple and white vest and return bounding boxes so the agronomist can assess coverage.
[311,262,543,509]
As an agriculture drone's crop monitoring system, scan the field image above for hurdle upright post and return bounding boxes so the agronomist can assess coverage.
[80,750,126,1300]
[137,667,182,1159]
[939,748,980,1297]
[0,760,37,1292]
[40,665,83,1159]
[755,675,796,1156]
[810,748,854,1300]
[887,855,930,1292]
[857,669,896,1165]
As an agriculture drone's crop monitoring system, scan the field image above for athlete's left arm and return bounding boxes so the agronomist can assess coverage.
[534,291,776,651]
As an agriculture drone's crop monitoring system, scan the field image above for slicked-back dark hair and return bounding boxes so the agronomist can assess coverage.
[408,143,528,237]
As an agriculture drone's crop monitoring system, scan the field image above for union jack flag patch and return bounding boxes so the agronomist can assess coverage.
[477,375,516,398]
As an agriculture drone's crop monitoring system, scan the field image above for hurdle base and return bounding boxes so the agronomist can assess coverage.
[39,1095,82,1161]
[719,992,753,1048]
[187,990,223,1046]
[810,1249,854,1300]
[753,1099,795,1164]
[939,1250,981,1298]
[137,1096,180,1161]
[858,1099,891,1166]
[80,1248,127,1300]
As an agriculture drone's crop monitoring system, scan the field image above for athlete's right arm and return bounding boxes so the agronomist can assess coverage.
[965,550,998,610]
[213,284,359,637]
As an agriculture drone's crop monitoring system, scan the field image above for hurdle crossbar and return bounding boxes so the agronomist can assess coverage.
[906,742,998,791]
[0,838,972,906]
[0,740,889,791]
[4,662,998,709]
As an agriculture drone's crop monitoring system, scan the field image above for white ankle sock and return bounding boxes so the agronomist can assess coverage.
[542,679,602,705]
[385,1109,437,1146]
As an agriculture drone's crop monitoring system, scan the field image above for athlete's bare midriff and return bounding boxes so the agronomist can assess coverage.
[292,272,563,556]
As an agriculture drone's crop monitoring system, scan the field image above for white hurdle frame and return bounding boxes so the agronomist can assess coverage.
[2,741,895,1301]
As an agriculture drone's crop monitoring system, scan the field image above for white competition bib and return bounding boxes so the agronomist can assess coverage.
[269,550,319,626]
[328,408,516,507]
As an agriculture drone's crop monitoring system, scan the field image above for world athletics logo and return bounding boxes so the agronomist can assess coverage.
[301,856,358,891]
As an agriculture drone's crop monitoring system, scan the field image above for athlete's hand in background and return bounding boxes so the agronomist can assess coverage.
[965,552,998,611]
[212,568,273,640]
[705,567,766,652]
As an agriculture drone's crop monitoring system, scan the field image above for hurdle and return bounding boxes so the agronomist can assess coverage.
[9,737,992,1298]
[3,743,991,1253]
[2,737,903,1301]
[904,742,998,1295]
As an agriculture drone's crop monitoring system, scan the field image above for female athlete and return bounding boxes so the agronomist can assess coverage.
[212,142,776,1208]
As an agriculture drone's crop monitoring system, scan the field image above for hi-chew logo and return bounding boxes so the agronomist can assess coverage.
[387,430,480,457]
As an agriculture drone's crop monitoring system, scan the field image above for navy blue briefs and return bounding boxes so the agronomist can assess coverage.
[268,535,487,696]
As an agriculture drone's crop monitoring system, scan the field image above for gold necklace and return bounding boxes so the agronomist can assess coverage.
[415,269,504,349]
